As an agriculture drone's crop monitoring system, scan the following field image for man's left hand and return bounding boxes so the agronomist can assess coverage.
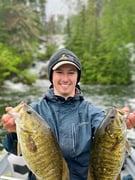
[122,107,135,129]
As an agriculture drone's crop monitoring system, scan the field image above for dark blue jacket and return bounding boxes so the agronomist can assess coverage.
[3,88,105,180]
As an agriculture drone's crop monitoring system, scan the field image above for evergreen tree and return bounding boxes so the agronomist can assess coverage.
[65,0,135,85]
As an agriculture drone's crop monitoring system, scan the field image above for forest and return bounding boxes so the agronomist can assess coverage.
[0,0,135,85]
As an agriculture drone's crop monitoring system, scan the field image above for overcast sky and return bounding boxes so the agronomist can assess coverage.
[46,0,69,19]
[46,0,87,20]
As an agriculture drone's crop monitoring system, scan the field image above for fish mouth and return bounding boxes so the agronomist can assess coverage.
[8,110,20,121]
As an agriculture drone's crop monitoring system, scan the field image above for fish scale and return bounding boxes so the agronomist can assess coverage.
[88,107,127,180]
[9,102,69,180]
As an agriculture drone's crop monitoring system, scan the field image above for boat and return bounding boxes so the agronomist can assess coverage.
[0,148,135,180]
[0,150,29,180]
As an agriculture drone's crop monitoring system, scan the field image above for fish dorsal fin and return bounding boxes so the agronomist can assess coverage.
[97,107,116,135]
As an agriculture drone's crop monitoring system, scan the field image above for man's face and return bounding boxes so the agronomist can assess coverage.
[52,64,78,99]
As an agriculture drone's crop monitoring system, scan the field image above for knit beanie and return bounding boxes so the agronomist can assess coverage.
[48,48,81,83]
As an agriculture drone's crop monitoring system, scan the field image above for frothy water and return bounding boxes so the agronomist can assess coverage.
[0,79,135,149]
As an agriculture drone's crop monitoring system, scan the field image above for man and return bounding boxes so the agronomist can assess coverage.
[1,48,135,179]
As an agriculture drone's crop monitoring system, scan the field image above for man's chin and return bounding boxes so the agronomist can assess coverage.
[60,92,70,98]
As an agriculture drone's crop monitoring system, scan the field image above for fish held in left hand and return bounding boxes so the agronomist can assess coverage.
[9,101,69,180]
[88,107,129,180]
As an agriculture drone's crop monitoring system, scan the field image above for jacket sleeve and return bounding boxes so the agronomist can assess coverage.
[2,132,18,155]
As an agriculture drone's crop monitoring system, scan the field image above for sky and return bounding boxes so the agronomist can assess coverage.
[46,0,69,19]
[45,0,87,20]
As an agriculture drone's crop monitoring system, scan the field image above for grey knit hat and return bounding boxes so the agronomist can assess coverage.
[48,48,81,83]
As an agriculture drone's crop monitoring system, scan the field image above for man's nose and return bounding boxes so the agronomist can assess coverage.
[62,73,69,81]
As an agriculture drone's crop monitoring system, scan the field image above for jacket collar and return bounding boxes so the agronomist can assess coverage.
[44,88,84,102]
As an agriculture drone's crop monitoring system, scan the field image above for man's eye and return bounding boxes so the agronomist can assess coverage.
[69,71,76,74]
[56,71,62,73]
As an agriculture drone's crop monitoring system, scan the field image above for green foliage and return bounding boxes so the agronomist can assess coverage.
[96,0,134,85]
[0,1,47,84]
[65,0,100,56]
[65,8,86,57]
[0,2,45,54]
[101,0,135,44]
[0,43,20,83]
[81,53,98,83]
[0,43,35,84]
[65,0,135,85]
[37,44,58,60]
[81,48,132,85]
[18,69,36,85]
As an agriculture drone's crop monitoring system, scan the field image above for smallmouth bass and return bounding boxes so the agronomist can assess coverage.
[88,107,128,180]
[9,102,69,180]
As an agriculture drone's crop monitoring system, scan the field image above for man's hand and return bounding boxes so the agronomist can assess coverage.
[122,107,135,129]
[1,107,16,132]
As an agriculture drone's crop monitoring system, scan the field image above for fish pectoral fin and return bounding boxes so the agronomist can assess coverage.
[116,174,121,180]
[87,166,94,180]
[62,158,69,180]
[26,136,37,152]
[17,142,22,156]
[125,140,131,156]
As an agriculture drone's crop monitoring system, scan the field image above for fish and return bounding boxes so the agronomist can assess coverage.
[9,101,69,180]
[88,107,128,180]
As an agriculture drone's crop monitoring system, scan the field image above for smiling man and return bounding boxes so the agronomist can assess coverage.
[52,63,78,98]
[2,48,135,180]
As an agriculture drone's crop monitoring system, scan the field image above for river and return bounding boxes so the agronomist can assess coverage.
[0,79,135,149]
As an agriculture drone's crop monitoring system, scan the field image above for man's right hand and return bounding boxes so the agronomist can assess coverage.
[1,107,16,132]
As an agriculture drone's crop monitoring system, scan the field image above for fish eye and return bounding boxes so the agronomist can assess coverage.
[110,115,115,119]
[27,110,32,114]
